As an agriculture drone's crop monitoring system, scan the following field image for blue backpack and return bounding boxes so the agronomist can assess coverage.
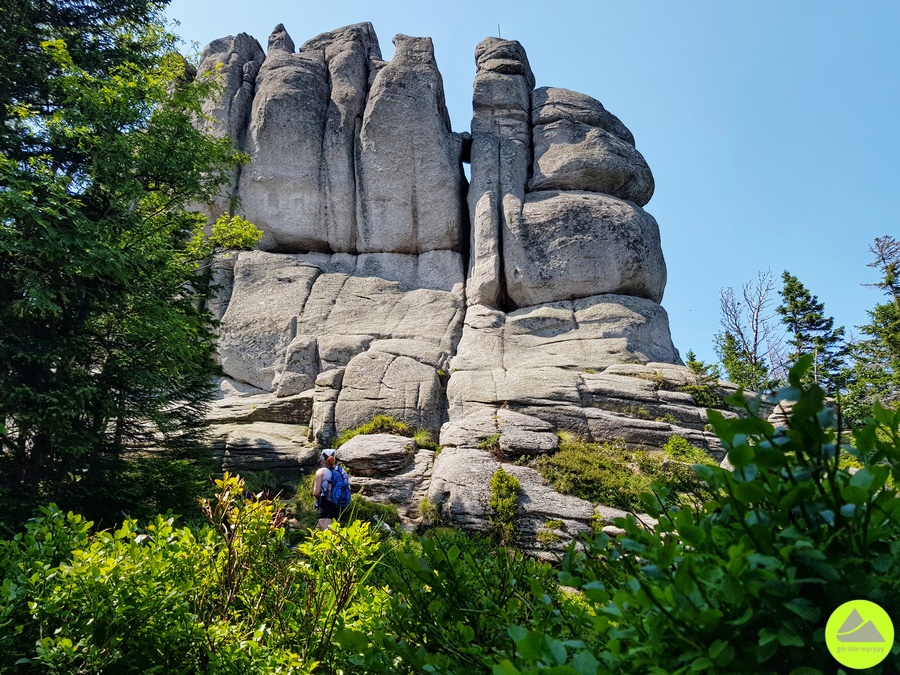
[326,465,352,508]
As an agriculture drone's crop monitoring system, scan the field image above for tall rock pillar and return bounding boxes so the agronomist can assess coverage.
[466,39,534,308]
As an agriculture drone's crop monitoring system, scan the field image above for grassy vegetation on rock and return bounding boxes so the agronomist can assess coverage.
[532,434,715,512]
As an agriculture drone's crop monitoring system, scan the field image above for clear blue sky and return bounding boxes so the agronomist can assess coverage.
[167,0,900,365]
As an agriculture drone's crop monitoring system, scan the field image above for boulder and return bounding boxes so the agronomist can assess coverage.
[337,433,416,476]
[334,351,445,434]
[358,35,465,254]
[530,119,654,205]
[505,191,666,307]
[427,446,594,557]
[532,87,635,146]
[439,408,559,456]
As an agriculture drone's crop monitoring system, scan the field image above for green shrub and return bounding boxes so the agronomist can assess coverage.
[497,356,900,673]
[1,474,380,674]
[489,468,521,545]
[478,433,501,451]
[337,528,560,673]
[532,436,712,512]
[334,415,438,453]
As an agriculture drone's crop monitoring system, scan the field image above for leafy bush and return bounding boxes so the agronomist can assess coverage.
[334,414,412,448]
[1,475,381,674]
[338,529,562,673]
[498,357,900,673]
[334,414,438,452]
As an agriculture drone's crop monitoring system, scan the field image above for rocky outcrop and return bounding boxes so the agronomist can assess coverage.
[358,35,465,254]
[194,33,265,217]
[194,24,732,547]
[337,434,434,519]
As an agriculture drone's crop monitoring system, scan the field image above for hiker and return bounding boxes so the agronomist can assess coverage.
[313,448,348,530]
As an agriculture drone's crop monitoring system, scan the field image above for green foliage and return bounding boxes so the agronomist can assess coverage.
[842,236,900,425]
[777,270,847,392]
[333,415,412,448]
[489,468,522,545]
[681,350,727,407]
[1,474,380,673]
[338,529,561,673]
[479,433,502,452]
[505,358,900,673]
[187,213,263,260]
[532,436,713,512]
[714,271,784,391]
[412,427,440,452]
[0,1,247,529]
[715,331,777,392]
[418,496,442,528]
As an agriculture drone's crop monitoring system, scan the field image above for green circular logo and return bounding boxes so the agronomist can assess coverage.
[826,600,894,669]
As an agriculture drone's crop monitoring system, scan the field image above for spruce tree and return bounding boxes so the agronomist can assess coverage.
[843,237,900,423]
[0,1,251,526]
[776,271,846,392]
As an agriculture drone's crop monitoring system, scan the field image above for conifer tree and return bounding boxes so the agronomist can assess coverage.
[843,237,900,423]
[776,271,846,392]
[0,1,252,526]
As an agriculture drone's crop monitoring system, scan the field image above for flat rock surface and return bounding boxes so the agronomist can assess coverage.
[335,433,416,476]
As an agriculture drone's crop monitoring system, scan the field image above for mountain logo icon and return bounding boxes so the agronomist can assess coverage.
[836,608,886,643]
[826,600,894,669]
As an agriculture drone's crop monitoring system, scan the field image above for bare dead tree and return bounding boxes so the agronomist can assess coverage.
[717,270,787,387]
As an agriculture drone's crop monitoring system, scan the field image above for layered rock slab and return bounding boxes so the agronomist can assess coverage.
[337,434,434,519]
[427,446,595,559]
[216,250,465,440]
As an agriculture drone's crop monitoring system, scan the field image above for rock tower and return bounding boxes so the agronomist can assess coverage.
[197,23,733,552]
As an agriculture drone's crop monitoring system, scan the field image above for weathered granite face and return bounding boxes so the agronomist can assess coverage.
[194,24,719,547]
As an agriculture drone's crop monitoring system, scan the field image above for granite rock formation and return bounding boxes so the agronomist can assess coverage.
[195,24,732,552]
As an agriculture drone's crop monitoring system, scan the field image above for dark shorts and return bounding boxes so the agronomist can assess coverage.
[317,498,341,520]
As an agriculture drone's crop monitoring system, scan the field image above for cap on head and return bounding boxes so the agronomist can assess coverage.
[322,449,337,460]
